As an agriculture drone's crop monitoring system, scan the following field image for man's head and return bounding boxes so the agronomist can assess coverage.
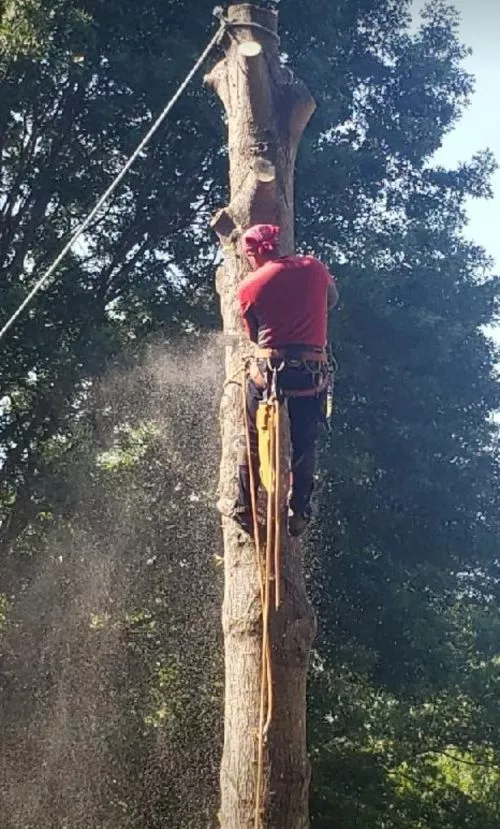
[241,224,281,270]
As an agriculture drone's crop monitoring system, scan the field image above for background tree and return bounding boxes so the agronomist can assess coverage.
[0,0,499,827]
[0,0,224,552]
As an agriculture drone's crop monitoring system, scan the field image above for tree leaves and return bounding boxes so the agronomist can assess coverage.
[0,1,499,826]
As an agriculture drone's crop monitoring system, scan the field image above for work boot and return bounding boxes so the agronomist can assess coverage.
[288,504,312,538]
[233,505,254,535]
[217,498,254,536]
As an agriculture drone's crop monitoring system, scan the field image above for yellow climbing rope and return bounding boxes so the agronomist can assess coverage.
[241,367,285,829]
[256,397,283,609]
[226,349,335,826]
[238,351,334,826]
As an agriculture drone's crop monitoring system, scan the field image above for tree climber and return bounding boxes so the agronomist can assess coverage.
[233,223,339,537]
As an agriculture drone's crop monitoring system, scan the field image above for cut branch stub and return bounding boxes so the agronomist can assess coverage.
[206,3,316,250]
[238,40,262,58]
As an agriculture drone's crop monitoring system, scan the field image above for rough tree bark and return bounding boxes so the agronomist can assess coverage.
[206,5,317,827]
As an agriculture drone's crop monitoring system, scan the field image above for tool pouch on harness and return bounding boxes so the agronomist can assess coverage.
[253,347,333,492]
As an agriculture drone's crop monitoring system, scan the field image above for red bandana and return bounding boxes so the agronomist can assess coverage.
[241,224,281,257]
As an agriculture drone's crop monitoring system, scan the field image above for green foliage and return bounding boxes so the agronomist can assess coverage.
[0,0,224,558]
[0,345,223,827]
[96,423,161,470]
[0,0,499,827]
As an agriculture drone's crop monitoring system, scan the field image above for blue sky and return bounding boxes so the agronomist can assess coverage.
[413,0,499,342]
[430,0,499,266]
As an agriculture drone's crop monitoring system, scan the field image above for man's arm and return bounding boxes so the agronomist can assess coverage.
[242,306,259,343]
[327,278,339,310]
[316,259,339,310]
[238,279,260,343]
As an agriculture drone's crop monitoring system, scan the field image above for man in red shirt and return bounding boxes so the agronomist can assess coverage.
[233,223,338,537]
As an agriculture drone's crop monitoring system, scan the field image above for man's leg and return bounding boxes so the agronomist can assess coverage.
[235,378,262,530]
[287,395,322,536]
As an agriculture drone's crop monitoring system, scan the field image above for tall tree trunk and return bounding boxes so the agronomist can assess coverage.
[206,5,317,827]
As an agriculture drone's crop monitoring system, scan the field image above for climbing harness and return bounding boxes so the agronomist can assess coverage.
[241,347,334,828]
[0,14,229,344]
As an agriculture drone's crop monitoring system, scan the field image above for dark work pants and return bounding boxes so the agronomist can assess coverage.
[238,369,324,516]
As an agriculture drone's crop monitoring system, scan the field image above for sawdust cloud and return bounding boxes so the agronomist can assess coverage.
[0,335,225,829]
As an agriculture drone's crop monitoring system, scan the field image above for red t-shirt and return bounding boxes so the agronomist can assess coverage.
[238,255,335,348]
